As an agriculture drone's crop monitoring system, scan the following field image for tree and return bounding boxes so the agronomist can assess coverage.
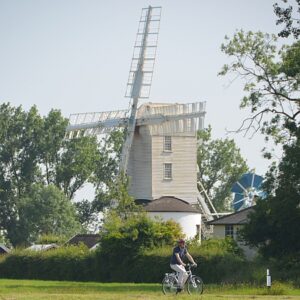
[0,103,116,244]
[55,137,99,199]
[100,174,183,258]
[274,0,300,38]
[91,129,124,212]
[197,126,248,210]
[10,184,81,246]
[72,129,125,229]
[220,29,300,259]
[241,123,300,259]
[0,104,43,245]
[219,30,300,146]
[35,109,101,199]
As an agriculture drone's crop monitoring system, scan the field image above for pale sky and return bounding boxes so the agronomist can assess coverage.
[0,0,283,183]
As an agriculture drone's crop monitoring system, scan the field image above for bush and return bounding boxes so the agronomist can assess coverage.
[0,239,298,284]
[0,245,96,281]
[36,234,67,245]
[100,212,182,259]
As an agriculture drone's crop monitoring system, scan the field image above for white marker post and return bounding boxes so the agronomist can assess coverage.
[266,269,271,289]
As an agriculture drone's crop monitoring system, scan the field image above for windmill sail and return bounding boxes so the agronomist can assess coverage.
[65,109,128,138]
[136,102,206,135]
[125,6,161,99]
[231,173,264,211]
[120,6,162,172]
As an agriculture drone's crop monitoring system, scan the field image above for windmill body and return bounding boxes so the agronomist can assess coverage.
[128,102,205,204]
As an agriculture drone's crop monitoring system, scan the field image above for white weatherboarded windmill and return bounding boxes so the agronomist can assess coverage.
[66,6,217,238]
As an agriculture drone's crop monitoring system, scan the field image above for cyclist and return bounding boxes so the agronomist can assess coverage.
[170,238,197,293]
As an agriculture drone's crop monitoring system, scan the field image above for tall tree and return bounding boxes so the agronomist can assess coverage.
[220,30,300,258]
[219,30,300,146]
[241,123,300,259]
[274,0,300,38]
[12,184,81,246]
[0,104,43,245]
[197,126,248,210]
[55,137,99,199]
[0,103,110,244]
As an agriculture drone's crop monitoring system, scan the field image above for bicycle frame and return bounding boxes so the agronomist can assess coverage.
[162,263,204,295]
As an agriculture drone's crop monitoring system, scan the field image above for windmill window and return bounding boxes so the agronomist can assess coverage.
[164,136,172,152]
[164,163,172,180]
[225,225,234,238]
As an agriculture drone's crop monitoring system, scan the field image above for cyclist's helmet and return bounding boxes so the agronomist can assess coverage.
[178,238,185,244]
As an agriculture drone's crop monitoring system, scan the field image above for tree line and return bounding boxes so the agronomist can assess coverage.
[0,101,248,247]
[0,104,123,246]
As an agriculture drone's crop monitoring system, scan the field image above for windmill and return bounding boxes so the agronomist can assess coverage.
[66,6,215,233]
[231,173,265,211]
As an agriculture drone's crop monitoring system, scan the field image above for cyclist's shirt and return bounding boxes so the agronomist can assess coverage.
[170,246,187,265]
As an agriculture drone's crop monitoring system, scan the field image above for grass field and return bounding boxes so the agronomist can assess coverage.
[0,279,300,300]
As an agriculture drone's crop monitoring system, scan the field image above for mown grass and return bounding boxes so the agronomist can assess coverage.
[0,279,300,300]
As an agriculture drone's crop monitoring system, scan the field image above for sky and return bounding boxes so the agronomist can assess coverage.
[0,0,286,188]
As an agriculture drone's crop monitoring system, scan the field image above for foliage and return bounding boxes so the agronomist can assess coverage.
[0,245,95,281]
[11,184,81,245]
[0,103,124,245]
[106,173,143,218]
[36,234,67,245]
[92,129,124,202]
[74,199,101,229]
[274,0,300,38]
[0,104,96,244]
[55,137,99,199]
[197,126,248,210]
[101,212,182,259]
[0,240,299,285]
[241,125,300,259]
[0,239,278,284]
[188,238,244,258]
[75,129,125,228]
[219,31,300,146]
[100,174,183,259]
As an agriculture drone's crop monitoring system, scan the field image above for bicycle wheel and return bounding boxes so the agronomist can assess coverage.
[187,275,204,294]
[162,275,178,295]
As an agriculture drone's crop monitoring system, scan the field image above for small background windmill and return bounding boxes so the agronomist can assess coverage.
[231,172,265,211]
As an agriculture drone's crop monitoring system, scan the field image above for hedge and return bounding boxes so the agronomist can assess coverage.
[0,240,295,284]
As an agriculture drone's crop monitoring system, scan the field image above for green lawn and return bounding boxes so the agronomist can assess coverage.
[0,279,300,300]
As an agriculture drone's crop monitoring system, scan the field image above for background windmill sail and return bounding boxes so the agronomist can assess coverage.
[231,173,265,211]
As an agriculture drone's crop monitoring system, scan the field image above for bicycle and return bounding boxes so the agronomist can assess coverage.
[162,263,204,295]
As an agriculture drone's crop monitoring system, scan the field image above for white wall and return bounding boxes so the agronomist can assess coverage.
[151,134,198,204]
[148,211,201,239]
[128,126,152,200]
[212,224,258,260]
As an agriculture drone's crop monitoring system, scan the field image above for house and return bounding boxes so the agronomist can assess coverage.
[26,244,58,251]
[208,206,257,259]
[141,196,201,239]
[0,244,10,254]
[66,234,101,249]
